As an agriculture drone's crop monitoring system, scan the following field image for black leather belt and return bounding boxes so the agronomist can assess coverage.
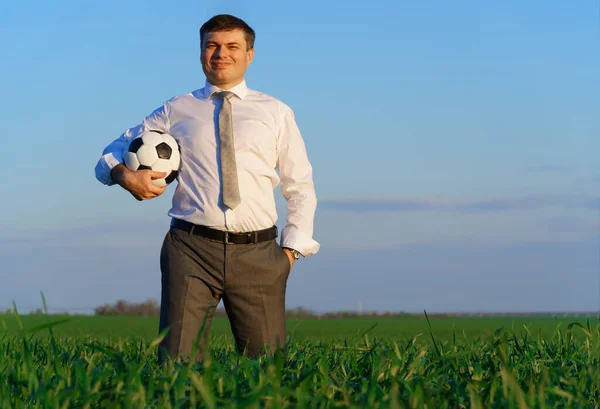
[171,219,278,244]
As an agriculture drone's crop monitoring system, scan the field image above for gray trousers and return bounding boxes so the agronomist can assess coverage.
[157,225,292,364]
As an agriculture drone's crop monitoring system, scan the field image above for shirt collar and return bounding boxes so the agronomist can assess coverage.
[203,79,249,100]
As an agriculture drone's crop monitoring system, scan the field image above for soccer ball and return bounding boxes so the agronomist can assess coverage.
[123,131,181,187]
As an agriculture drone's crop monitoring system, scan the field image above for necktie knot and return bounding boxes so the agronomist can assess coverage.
[214,91,235,101]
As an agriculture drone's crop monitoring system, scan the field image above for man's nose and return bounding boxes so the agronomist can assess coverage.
[213,45,228,58]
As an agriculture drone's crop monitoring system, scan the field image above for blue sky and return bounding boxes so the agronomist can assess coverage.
[1,1,599,314]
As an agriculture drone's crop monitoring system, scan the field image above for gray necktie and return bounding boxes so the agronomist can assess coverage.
[215,91,241,209]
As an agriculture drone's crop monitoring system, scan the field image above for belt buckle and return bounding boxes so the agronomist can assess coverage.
[224,231,230,244]
[246,231,258,244]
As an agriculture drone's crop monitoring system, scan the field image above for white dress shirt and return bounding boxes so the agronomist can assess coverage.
[95,80,319,257]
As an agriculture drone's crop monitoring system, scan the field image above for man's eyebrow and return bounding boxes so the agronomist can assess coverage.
[205,40,242,45]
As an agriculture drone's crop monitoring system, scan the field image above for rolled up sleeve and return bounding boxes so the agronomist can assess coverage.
[94,103,170,186]
[276,102,320,257]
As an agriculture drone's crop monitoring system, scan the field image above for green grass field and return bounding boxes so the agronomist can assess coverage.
[2,314,593,342]
[1,313,600,408]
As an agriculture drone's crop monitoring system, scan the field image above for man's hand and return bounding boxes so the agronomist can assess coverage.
[111,164,167,201]
[282,248,296,271]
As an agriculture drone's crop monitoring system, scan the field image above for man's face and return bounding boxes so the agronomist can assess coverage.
[201,29,254,89]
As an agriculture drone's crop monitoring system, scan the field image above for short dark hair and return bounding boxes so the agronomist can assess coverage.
[200,14,255,50]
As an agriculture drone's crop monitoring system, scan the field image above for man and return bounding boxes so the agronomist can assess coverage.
[94,14,319,363]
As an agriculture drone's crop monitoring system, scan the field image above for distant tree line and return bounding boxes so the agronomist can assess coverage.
[9,300,595,318]
[91,302,600,318]
[92,299,418,318]
[94,299,161,316]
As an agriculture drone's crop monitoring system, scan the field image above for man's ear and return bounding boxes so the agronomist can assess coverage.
[246,48,254,66]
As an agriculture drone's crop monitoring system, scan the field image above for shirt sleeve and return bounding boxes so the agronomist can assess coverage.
[94,103,171,186]
[276,102,320,257]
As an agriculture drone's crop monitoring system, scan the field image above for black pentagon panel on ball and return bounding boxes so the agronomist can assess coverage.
[155,142,172,159]
[165,171,178,184]
[138,165,151,170]
[128,138,144,153]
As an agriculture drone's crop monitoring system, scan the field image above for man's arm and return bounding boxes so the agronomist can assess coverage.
[276,102,320,258]
[110,164,167,201]
[94,103,170,199]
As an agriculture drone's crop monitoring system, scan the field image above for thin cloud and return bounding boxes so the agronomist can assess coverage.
[543,216,599,234]
[320,194,600,213]
[575,175,600,185]
[527,164,572,173]
[0,220,167,249]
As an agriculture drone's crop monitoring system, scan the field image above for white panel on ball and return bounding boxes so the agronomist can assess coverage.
[136,144,159,167]
[153,158,172,173]
[142,131,164,146]
[169,149,181,170]
[153,179,166,188]
[151,159,172,187]
[123,151,140,171]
